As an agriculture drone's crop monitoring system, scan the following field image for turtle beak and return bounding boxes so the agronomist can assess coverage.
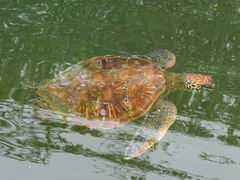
[196,74,215,89]
[201,82,215,89]
[201,77,215,89]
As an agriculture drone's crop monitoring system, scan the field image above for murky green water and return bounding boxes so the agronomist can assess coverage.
[0,1,240,179]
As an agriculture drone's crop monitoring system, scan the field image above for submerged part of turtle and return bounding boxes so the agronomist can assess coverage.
[22,49,215,159]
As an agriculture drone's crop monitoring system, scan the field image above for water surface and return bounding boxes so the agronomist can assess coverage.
[0,1,240,179]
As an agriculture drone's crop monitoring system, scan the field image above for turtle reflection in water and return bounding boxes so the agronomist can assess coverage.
[23,50,215,159]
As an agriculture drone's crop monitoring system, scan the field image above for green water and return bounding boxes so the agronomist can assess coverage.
[0,1,240,179]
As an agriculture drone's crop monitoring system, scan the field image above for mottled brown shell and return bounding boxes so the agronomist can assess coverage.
[37,56,165,129]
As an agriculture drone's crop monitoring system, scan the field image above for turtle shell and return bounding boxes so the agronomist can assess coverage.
[37,56,165,129]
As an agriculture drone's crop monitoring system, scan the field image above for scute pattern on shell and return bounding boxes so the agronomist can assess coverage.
[37,56,165,129]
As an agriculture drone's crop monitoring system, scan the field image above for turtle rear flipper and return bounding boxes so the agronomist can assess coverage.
[22,80,48,90]
[125,100,177,159]
[20,99,53,126]
[21,105,42,126]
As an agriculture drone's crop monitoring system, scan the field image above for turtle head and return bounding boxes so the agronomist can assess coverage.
[185,74,215,90]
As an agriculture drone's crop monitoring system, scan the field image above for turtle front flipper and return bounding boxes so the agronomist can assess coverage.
[125,100,177,159]
[146,49,176,69]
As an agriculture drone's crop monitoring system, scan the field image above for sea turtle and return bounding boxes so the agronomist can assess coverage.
[22,50,215,159]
